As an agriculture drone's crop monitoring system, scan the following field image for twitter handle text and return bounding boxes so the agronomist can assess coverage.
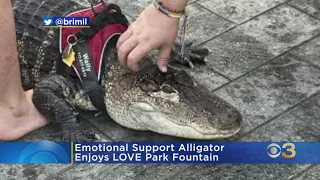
[43,16,90,27]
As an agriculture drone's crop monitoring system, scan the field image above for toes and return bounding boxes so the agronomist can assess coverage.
[47,131,63,138]
[74,130,97,142]
[45,129,97,142]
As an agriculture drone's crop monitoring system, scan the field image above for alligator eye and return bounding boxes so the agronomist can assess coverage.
[70,93,75,100]
[174,70,195,87]
[161,85,176,93]
[139,80,160,92]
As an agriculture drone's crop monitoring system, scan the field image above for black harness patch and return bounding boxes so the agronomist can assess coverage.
[57,2,129,112]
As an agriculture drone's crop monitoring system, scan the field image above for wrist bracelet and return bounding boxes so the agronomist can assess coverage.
[152,0,185,18]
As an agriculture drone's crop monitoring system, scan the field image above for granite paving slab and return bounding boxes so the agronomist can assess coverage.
[290,36,320,68]
[170,164,309,180]
[183,65,231,92]
[239,93,320,142]
[293,165,320,180]
[76,0,236,46]
[58,164,150,180]
[0,119,110,180]
[133,164,191,180]
[178,3,235,45]
[105,0,197,18]
[5,0,320,179]
[241,112,320,142]
[214,53,320,135]
[63,90,320,180]
[197,0,288,24]
[134,93,320,180]
[289,90,320,124]
[82,111,191,142]
[289,0,320,19]
[201,4,320,80]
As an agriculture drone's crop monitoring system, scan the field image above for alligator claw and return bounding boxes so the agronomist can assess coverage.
[61,129,97,142]
[170,41,210,68]
[46,128,97,142]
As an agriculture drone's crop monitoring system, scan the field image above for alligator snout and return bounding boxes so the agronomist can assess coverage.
[210,107,242,136]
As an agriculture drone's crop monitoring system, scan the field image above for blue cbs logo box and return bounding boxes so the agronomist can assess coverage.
[266,143,296,159]
[18,140,71,163]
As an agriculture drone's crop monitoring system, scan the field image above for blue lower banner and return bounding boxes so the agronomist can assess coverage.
[1,141,320,164]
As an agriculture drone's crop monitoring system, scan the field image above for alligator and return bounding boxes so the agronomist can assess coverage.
[12,0,242,141]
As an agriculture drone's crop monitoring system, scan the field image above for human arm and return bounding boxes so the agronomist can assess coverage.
[116,0,189,72]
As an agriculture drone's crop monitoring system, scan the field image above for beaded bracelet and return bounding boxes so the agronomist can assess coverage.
[152,0,185,18]
[152,0,191,59]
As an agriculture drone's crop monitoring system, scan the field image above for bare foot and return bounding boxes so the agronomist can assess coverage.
[0,89,49,141]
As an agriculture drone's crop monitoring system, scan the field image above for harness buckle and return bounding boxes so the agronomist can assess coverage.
[88,0,106,16]
[58,1,129,112]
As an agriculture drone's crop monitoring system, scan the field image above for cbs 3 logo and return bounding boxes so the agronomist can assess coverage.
[19,140,69,163]
[266,143,296,159]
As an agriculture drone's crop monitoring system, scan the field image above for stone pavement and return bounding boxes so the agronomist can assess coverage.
[2,0,320,179]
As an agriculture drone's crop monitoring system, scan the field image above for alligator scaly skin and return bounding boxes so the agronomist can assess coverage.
[13,0,100,141]
[12,0,243,141]
[13,0,82,89]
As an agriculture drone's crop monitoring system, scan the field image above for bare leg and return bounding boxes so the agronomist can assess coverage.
[0,0,48,141]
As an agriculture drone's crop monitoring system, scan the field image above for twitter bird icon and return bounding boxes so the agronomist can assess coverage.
[43,17,52,26]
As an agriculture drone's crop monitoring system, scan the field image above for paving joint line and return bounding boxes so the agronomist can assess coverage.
[133,164,192,180]
[189,0,199,5]
[289,52,320,70]
[190,0,200,4]
[211,32,320,93]
[76,28,320,146]
[235,0,292,25]
[196,0,291,47]
[197,0,290,26]
[48,117,116,179]
[292,113,320,134]
[196,25,237,47]
[47,164,80,180]
[288,164,318,180]
[83,117,116,142]
[195,2,237,25]
[52,176,62,180]
[46,2,320,178]
[287,3,320,21]
[238,90,320,139]
[163,165,197,180]
[162,87,319,178]
[203,65,233,82]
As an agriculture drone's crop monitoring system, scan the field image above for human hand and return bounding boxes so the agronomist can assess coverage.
[116,4,180,72]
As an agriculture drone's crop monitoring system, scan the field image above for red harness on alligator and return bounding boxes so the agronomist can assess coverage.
[57,1,129,111]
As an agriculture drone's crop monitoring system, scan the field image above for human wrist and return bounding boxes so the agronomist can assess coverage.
[147,4,180,23]
[152,0,189,19]
[157,0,189,12]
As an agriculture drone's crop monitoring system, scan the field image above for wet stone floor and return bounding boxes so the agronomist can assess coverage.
[2,0,320,179]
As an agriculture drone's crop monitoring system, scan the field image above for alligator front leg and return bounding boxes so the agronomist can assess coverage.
[32,74,96,142]
[170,41,210,68]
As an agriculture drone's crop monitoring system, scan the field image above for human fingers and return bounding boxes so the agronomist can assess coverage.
[117,36,139,67]
[126,43,153,71]
[116,28,133,49]
[156,45,172,72]
[117,30,134,66]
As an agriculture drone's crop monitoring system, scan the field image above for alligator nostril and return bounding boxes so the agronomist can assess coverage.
[226,110,242,127]
[235,111,242,126]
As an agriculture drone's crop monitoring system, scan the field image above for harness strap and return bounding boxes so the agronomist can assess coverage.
[73,40,106,111]
[57,3,129,112]
[76,4,129,38]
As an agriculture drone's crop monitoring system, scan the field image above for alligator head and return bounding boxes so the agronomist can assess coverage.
[102,38,242,139]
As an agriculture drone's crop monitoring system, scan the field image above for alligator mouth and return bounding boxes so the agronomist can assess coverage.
[128,102,241,139]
